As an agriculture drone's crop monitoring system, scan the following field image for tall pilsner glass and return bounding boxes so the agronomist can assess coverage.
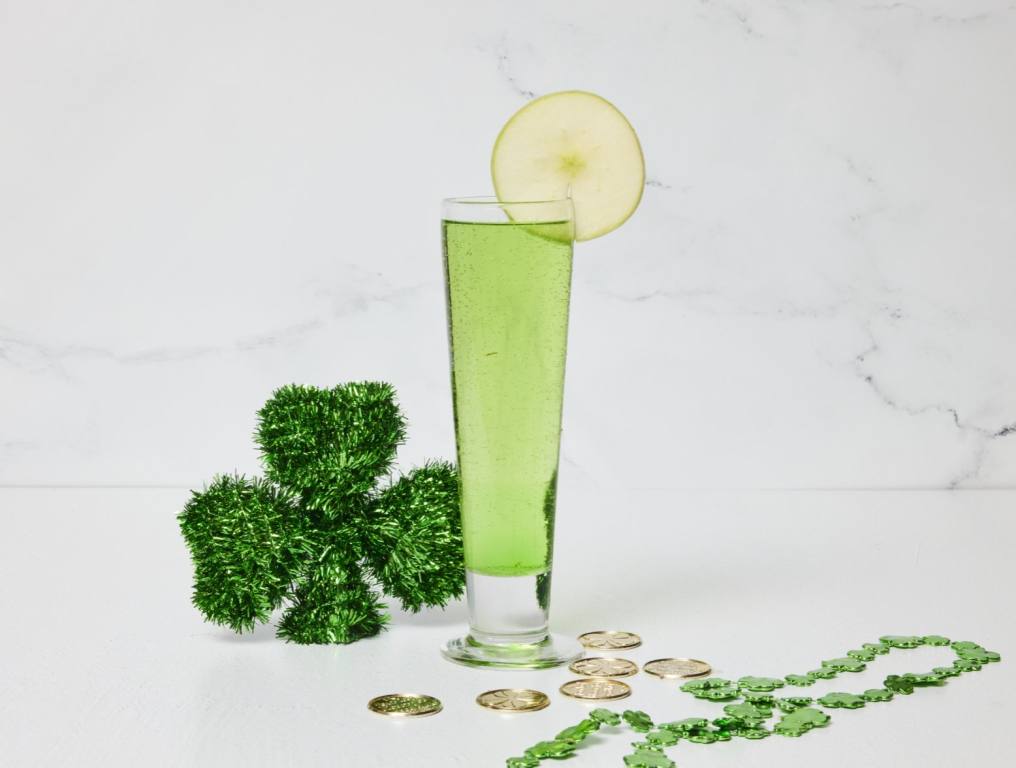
[440,197,583,669]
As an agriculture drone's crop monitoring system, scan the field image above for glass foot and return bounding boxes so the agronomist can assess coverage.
[442,633,583,670]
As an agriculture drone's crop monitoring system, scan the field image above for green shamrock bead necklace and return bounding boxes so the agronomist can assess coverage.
[505,635,1001,768]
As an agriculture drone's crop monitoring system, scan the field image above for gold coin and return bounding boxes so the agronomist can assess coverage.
[476,688,550,713]
[368,693,442,717]
[560,678,632,701]
[642,658,712,679]
[569,657,639,678]
[577,630,643,650]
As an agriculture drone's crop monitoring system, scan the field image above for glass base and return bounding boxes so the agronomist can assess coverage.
[442,632,583,670]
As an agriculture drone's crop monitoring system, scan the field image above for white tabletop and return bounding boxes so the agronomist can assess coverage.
[1,487,1012,767]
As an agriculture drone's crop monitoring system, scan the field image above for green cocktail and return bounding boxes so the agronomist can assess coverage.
[441,198,582,668]
[443,219,571,577]
[440,91,645,668]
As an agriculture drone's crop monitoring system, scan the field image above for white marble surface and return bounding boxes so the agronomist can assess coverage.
[0,487,1012,767]
[2,0,1016,489]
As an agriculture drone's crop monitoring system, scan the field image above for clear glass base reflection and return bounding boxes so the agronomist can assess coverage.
[442,632,583,669]
[442,570,582,669]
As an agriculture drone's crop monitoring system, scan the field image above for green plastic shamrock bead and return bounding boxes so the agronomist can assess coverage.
[902,672,944,687]
[880,635,923,649]
[784,674,814,687]
[688,731,718,744]
[631,742,664,753]
[742,692,776,706]
[883,675,915,695]
[692,687,740,701]
[953,659,982,672]
[723,703,771,724]
[712,716,742,730]
[623,710,655,733]
[952,641,982,652]
[922,635,951,646]
[953,643,996,664]
[714,730,732,742]
[506,758,540,768]
[776,696,814,713]
[623,753,675,768]
[863,642,890,655]
[806,668,837,680]
[735,727,770,739]
[821,657,866,672]
[680,677,733,692]
[773,707,831,737]
[556,721,597,744]
[738,676,785,692]
[524,741,576,760]
[590,708,622,726]
[659,718,708,735]
[645,730,680,747]
[932,666,961,678]
[817,692,866,709]
[847,648,877,662]
[862,688,894,702]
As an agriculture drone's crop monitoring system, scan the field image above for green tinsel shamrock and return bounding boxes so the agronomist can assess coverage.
[178,382,465,644]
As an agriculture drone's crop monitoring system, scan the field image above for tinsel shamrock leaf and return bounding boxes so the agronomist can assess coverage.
[181,381,465,645]
[178,475,312,632]
[257,383,406,518]
[277,551,389,644]
[360,461,465,612]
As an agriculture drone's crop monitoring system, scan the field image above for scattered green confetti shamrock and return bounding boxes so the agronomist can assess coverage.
[863,642,891,655]
[525,740,576,760]
[738,676,785,692]
[591,709,622,726]
[821,657,867,672]
[736,726,771,739]
[932,666,961,678]
[773,707,831,737]
[880,635,923,649]
[623,710,655,733]
[742,692,776,706]
[922,635,951,646]
[862,688,894,702]
[178,383,464,644]
[817,692,866,709]
[953,658,982,672]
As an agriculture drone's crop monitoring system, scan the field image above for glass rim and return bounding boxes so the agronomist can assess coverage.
[443,195,572,206]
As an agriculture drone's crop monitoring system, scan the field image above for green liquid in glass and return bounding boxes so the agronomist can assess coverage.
[442,220,573,577]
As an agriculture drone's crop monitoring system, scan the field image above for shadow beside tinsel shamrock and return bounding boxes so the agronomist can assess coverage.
[178,382,465,644]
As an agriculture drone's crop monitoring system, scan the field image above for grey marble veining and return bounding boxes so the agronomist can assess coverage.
[1,0,1014,489]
